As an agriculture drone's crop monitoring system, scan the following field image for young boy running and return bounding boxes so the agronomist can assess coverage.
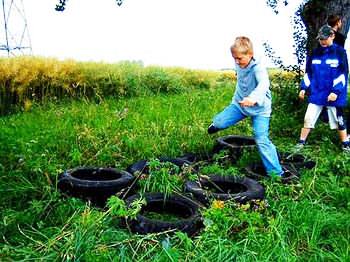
[208,36,285,177]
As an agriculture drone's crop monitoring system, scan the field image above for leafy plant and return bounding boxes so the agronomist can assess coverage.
[107,195,144,219]
[138,159,183,198]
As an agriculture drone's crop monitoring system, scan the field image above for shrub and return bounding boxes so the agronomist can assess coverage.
[0,57,234,115]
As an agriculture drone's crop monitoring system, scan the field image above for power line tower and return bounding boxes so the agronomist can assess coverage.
[0,0,32,57]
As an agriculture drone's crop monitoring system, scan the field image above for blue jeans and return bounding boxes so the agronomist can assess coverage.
[213,103,283,175]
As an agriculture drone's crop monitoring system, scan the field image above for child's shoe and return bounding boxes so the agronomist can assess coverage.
[342,144,350,153]
[294,140,305,151]
[207,123,221,134]
[280,165,299,184]
[281,171,299,184]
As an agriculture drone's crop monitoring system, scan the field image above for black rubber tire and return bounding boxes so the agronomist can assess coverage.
[125,193,203,236]
[158,156,193,167]
[244,163,270,181]
[278,152,316,170]
[126,160,149,175]
[244,163,300,184]
[214,135,256,162]
[280,165,300,184]
[126,155,196,175]
[184,175,265,205]
[58,167,135,206]
[279,152,305,163]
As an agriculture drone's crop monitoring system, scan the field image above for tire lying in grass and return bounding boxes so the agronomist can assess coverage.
[184,175,265,205]
[125,193,203,236]
[161,153,198,165]
[278,152,316,169]
[126,154,196,175]
[58,167,135,206]
[126,160,149,175]
[244,163,299,184]
[213,135,256,162]
[243,163,270,181]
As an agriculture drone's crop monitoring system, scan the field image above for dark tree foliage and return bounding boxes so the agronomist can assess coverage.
[55,0,124,11]
[266,0,350,53]
[265,0,289,14]
[265,0,349,82]
[55,0,66,12]
[301,0,350,52]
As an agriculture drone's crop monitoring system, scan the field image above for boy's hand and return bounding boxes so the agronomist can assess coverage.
[298,90,305,100]
[327,93,337,102]
[239,97,256,107]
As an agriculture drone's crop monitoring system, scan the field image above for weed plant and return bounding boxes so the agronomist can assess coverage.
[0,69,349,261]
[137,159,184,197]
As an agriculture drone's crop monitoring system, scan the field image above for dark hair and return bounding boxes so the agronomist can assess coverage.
[327,15,341,27]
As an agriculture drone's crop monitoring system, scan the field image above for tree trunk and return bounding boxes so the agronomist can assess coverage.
[301,0,350,53]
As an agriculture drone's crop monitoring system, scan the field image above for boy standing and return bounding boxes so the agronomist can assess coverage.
[208,36,284,177]
[297,25,350,152]
[319,15,346,123]
[327,15,346,47]
[327,15,350,137]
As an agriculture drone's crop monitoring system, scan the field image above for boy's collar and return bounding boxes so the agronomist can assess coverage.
[320,43,334,48]
[246,57,256,68]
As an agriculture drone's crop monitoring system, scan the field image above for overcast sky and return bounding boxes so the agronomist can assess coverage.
[2,0,349,70]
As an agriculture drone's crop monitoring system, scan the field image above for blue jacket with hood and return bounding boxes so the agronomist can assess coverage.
[301,43,348,107]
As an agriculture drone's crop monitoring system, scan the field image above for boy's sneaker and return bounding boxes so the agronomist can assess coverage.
[294,139,306,152]
[207,123,221,134]
[294,143,304,151]
[342,144,350,153]
[280,165,299,184]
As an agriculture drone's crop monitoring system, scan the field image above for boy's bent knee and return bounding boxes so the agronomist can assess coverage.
[337,115,346,130]
[304,117,315,129]
[254,133,270,145]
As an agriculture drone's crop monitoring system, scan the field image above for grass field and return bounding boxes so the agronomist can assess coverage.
[1,84,350,261]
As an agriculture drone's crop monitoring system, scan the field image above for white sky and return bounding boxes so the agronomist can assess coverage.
[2,0,349,70]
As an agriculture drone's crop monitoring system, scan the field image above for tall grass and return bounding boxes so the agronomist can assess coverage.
[0,56,235,115]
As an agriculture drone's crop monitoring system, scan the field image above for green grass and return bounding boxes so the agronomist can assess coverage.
[1,85,350,261]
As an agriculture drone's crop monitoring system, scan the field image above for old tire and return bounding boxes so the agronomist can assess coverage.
[58,167,135,206]
[214,135,256,162]
[278,152,316,170]
[244,163,270,181]
[184,175,265,205]
[244,163,300,184]
[125,193,203,236]
[126,160,149,175]
[126,155,196,175]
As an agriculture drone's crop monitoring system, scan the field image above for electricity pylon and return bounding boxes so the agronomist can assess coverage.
[0,0,32,56]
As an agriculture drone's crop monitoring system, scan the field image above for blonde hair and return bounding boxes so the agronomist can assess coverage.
[230,36,253,55]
